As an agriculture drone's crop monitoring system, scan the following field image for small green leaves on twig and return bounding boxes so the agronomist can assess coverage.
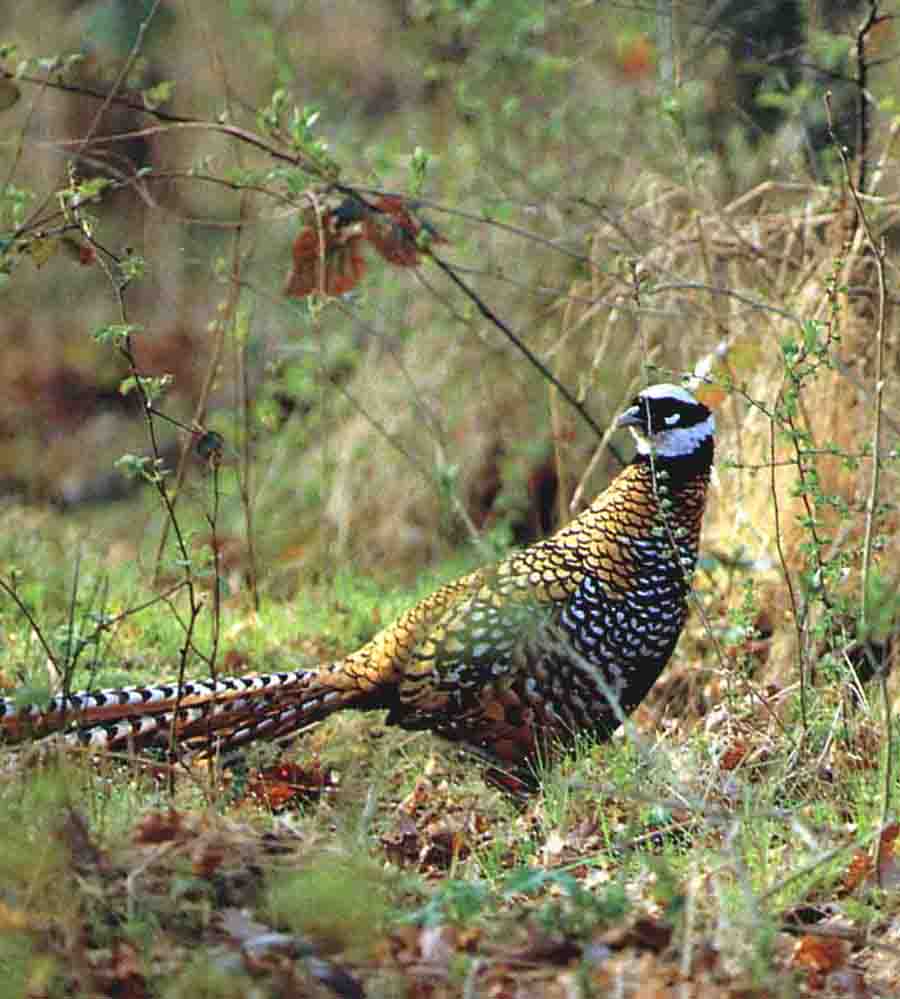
[115,453,167,484]
[120,373,172,405]
[118,251,147,286]
[92,322,142,348]
[257,92,337,177]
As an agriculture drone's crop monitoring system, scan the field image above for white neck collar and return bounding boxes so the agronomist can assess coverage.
[631,413,715,459]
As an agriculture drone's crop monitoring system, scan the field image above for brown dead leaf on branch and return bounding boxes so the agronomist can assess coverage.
[363,195,446,267]
[284,195,446,300]
[284,214,367,299]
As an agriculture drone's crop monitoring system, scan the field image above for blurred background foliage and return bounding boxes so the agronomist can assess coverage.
[1,0,898,691]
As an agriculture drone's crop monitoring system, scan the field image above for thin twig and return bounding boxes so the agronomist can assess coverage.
[854,0,880,194]
[770,416,806,735]
[76,0,163,164]
[325,374,483,546]
[0,69,321,173]
[223,63,261,611]
[150,181,249,588]
[59,549,83,729]
[428,251,624,463]
[0,577,60,673]
[827,79,893,887]
[91,234,207,786]
[205,453,224,793]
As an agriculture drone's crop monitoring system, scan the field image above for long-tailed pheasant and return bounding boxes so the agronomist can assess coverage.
[0,384,715,778]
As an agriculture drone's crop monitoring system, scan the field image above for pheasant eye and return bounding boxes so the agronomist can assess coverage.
[664,413,681,426]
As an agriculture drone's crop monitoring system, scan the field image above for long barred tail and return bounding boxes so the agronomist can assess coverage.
[0,665,365,755]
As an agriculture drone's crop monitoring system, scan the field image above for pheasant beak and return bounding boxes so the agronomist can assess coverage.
[616,404,643,429]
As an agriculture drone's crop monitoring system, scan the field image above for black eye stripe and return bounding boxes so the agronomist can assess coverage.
[632,396,710,429]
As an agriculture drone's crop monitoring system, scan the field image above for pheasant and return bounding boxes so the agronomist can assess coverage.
[0,384,715,780]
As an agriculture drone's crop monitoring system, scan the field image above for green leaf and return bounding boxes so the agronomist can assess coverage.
[93,323,140,346]
[114,453,153,480]
[802,320,821,352]
[118,375,139,396]
[142,79,175,110]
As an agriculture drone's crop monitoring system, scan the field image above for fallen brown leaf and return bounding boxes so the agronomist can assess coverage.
[792,933,847,989]
[133,809,185,845]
